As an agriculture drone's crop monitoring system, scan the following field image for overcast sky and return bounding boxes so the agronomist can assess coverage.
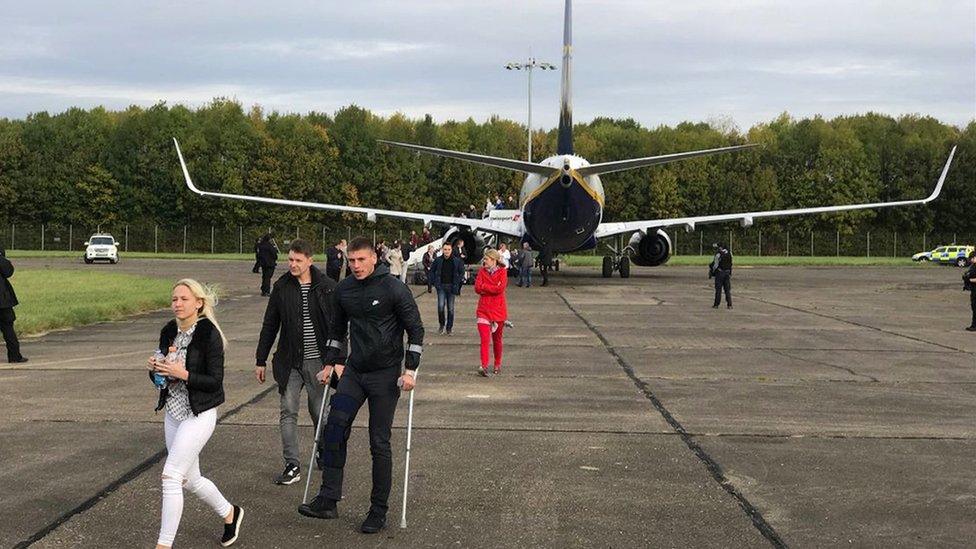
[1,0,973,130]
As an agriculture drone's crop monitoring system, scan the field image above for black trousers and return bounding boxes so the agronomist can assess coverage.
[260,266,274,295]
[713,270,732,306]
[969,291,976,327]
[0,307,22,361]
[540,264,550,285]
[318,365,400,514]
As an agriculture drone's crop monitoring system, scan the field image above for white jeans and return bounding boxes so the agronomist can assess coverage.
[157,408,231,547]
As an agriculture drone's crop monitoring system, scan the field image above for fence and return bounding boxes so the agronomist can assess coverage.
[0,222,425,255]
[0,223,970,258]
[596,227,971,258]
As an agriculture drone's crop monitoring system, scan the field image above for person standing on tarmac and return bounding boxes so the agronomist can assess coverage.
[710,243,733,309]
[255,239,338,486]
[298,236,424,535]
[475,249,508,376]
[256,234,278,296]
[325,239,346,282]
[0,247,26,363]
[963,251,976,331]
[538,246,553,287]
[429,242,465,335]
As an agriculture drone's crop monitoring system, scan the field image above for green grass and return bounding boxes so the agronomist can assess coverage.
[11,270,173,335]
[560,255,923,267]
[6,250,255,261]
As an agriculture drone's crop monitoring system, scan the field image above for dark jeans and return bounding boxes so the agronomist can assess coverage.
[713,270,732,306]
[969,291,976,327]
[436,287,456,330]
[518,266,532,287]
[261,266,274,295]
[317,366,400,515]
[0,308,21,361]
[425,268,432,292]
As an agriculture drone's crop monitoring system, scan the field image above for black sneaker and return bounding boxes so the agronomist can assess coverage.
[727,304,733,309]
[360,510,386,534]
[220,505,243,547]
[274,463,300,485]
[966,326,976,332]
[298,495,338,519]
[438,327,445,335]
[8,357,27,363]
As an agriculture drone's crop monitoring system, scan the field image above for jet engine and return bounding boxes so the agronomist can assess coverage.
[444,228,486,264]
[627,229,672,267]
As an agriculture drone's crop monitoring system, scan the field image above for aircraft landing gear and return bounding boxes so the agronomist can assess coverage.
[601,254,631,278]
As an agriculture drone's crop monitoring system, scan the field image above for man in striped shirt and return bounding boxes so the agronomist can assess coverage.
[256,239,339,487]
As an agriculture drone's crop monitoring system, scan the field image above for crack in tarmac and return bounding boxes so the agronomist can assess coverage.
[741,294,975,355]
[766,348,881,382]
[555,290,788,549]
[13,385,277,548]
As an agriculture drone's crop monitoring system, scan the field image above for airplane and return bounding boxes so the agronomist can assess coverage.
[174,0,956,279]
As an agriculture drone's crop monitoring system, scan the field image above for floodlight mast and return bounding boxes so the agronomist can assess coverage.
[504,57,557,162]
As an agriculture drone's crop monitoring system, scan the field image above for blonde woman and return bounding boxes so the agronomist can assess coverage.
[474,249,508,376]
[148,279,243,548]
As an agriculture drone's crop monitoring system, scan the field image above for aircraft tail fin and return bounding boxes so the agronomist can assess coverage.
[557,0,573,155]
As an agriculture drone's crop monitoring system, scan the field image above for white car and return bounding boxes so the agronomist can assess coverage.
[84,234,119,264]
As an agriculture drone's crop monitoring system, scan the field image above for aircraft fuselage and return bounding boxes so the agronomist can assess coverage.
[519,155,604,253]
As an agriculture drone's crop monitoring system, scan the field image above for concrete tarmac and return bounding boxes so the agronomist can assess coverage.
[2,258,975,548]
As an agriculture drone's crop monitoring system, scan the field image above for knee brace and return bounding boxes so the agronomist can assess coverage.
[318,393,359,469]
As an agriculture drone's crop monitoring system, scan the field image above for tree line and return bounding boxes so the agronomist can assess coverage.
[0,99,972,237]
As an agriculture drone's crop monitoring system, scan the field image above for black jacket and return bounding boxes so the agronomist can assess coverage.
[324,264,424,373]
[964,265,976,292]
[153,318,225,415]
[0,254,18,309]
[256,265,339,392]
[429,254,464,295]
[257,241,278,268]
[325,247,344,280]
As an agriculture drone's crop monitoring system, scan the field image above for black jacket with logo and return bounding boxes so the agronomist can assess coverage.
[324,264,424,373]
[256,265,339,392]
[153,318,225,415]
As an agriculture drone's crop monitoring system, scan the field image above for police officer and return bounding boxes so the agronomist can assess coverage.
[710,243,733,309]
[298,236,424,535]
[964,251,976,331]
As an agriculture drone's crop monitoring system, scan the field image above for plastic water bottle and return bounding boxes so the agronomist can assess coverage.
[152,350,167,388]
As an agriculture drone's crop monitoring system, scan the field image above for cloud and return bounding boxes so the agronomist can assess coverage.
[222,39,433,61]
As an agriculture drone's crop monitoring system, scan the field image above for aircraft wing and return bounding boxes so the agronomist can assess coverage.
[594,146,956,239]
[576,144,759,177]
[174,139,524,238]
[379,140,560,176]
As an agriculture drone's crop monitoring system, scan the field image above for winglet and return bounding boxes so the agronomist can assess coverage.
[924,145,956,203]
[173,138,204,195]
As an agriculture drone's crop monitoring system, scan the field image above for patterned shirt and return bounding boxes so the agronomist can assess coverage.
[165,323,196,421]
[300,283,320,362]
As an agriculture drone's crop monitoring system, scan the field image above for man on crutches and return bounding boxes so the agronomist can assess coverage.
[298,237,424,535]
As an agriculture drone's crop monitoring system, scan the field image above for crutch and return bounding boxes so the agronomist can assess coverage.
[399,370,419,529]
[302,375,333,505]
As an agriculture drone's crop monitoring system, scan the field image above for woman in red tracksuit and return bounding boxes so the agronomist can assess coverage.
[475,249,508,377]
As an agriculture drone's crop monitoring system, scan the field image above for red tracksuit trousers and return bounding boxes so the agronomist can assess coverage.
[477,322,504,369]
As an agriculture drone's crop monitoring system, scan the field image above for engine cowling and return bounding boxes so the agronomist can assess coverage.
[627,229,672,267]
[444,229,485,264]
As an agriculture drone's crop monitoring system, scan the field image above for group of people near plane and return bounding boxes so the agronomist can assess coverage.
[148,232,526,546]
